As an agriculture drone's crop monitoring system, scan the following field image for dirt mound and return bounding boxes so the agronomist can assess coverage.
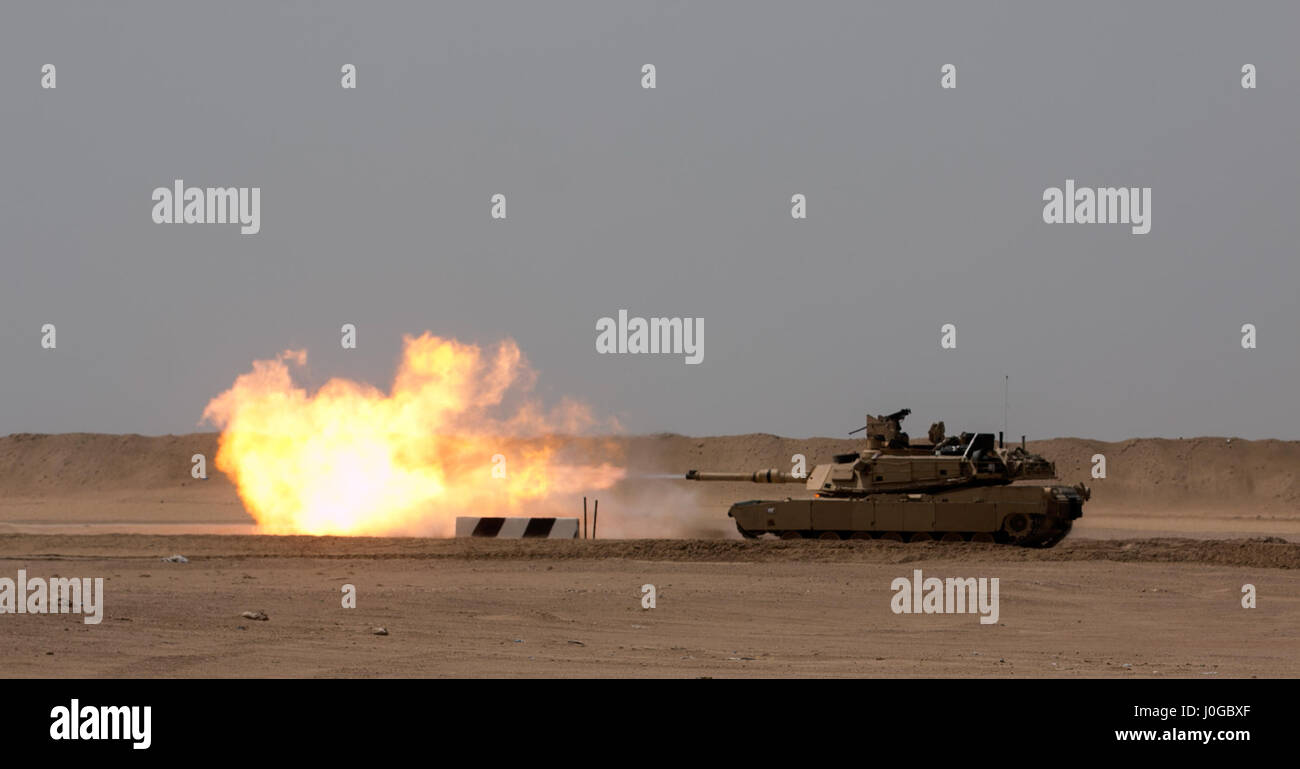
[0,432,227,495]
[1030,436,1300,514]
[1,432,1298,531]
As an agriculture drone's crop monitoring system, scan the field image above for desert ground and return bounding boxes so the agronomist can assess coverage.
[1,432,1297,677]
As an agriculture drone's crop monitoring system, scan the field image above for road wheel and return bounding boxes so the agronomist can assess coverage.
[1001,513,1038,543]
[780,530,803,540]
[818,531,841,540]
[849,532,873,540]
[940,531,966,542]
[908,532,934,543]
[878,532,904,542]
[970,532,996,543]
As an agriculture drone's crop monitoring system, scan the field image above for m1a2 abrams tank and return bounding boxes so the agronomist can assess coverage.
[685,409,1089,547]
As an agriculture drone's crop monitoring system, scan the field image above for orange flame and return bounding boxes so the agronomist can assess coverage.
[202,333,625,536]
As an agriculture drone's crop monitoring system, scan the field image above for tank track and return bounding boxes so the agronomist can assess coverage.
[737,511,1076,548]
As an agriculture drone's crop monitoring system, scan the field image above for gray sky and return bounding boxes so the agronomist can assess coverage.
[2,1,1297,441]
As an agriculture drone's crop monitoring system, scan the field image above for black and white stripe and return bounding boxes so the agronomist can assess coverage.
[454,517,580,539]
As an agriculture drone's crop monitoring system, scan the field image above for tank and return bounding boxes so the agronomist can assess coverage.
[684,409,1089,547]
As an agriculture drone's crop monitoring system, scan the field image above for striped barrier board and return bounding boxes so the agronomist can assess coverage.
[455,517,580,539]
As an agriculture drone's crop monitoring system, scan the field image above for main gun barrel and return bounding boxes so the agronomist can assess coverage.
[684,469,801,483]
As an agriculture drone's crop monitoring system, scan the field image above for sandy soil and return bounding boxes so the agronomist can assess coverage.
[1,536,1296,678]
[0,432,1297,677]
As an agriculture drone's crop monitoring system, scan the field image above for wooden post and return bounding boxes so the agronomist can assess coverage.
[583,496,588,540]
[592,499,599,540]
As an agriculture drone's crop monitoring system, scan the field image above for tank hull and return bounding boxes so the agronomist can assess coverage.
[729,484,1084,547]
